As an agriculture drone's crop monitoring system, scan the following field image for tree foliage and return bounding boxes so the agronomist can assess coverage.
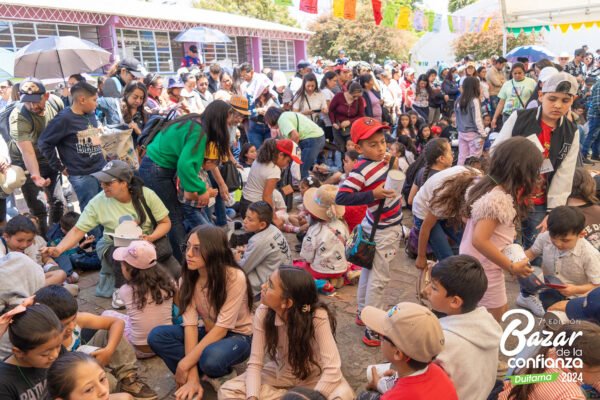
[452,21,540,61]
[308,1,418,63]
[192,0,298,27]
[448,0,477,13]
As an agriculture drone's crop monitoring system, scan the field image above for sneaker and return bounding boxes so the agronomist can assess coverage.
[330,277,344,289]
[355,310,366,326]
[112,289,126,310]
[120,374,157,400]
[201,370,237,393]
[592,155,600,161]
[582,157,594,165]
[516,294,545,317]
[67,271,79,284]
[362,328,381,347]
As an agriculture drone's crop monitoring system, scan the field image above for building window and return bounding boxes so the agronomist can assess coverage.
[200,40,239,64]
[0,21,99,52]
[261,39,294,71]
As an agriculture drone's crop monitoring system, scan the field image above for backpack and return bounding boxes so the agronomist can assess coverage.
[137,108,178,158]
[404,225,434,259]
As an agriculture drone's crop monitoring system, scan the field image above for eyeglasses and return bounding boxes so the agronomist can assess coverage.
[180,243,202,257]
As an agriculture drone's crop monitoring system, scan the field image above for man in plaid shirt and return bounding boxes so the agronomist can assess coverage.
[582,79,600,164]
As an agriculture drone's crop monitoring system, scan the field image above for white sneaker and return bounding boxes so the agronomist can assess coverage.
[112,289,125,310]
[516,294,545,317]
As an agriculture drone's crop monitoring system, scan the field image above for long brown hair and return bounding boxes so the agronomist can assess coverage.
[123,263,176,310]
[121,81,148,125]
[429,137,543,225]
[570,167,598,204]
[178,225,253,319]
[264,266,336,381]
[465,137,543,220]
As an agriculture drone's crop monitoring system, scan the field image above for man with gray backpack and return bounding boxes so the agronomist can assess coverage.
[6,78,64,236]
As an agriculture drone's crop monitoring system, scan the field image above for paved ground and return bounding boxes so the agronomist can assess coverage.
[75,215,523,399]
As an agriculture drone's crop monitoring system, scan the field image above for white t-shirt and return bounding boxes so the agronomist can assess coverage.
[0,235,45,265]
[242,161,281,203]
[412,166,469,220]
[321,88,334,126]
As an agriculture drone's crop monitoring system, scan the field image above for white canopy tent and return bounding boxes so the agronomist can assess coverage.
[501,0,600,28]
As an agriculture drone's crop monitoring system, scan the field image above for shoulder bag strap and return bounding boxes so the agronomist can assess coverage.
[368,156,396,242]
[512,80,525,109]
[140,194,158,229]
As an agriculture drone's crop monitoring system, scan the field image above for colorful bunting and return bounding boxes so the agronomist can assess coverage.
[299,0,318,14]
[413,9,424,31]
[332,0,344,18]
[344,0,357,20]
[274,0,293,5]
[447,15,454,32]
[558,23,570,33]
[397,6,411,30]
[372,0,382,25]
[382,3,400,28]
[482,17,492,31]
[425,11,435,32]
[432,13,442,32]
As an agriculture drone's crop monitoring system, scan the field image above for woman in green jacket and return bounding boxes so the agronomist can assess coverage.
[139,100,234,262]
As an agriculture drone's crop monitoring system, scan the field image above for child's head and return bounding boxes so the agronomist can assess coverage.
[60,212,80,234]
[257,138,301,169]
[299,176,321,196]
[424,138,453,170]
[343,150,360,174]
[482,113,491,127]
[239,143,257,165]
[35,285,78,341]
[244,201,273,233]
[399,113,411,128]
[351,117,388,162]
[47,352,110,400]
[361,302,444,370]
[390,142,406,158]
[428,255,487,315]
[558,322,600,385]
[408,111,419,127]
[346,139,356,152]
[260,266,336,380]
[6,303,63,368]
[419,124,431,140]
[21,212,40,232]
[570,168,598,204]
[547,206,586,251]
[464,156,484,171]
[2,214,37,252]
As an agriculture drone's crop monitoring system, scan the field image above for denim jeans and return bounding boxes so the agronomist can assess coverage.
[209,171,226,226]
[519,203,547,296]
[183,203,213,231]
[539,288,567,310]
[413,216,462,261]
[247,121,271,148]
[138,156,186,263]
[54,252,74,276]
[298,135,325,178]
[68,174,101,212]
[581,116,600,158]
[148,325,252,378]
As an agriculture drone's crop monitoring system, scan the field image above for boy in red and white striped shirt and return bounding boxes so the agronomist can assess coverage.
[335,117,403,346]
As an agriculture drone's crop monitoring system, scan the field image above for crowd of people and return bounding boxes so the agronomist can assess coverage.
[0,41,599,400]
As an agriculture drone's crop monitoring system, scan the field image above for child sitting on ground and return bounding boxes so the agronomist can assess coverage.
[427,255,503,400]
[47,352,133,400]
[0,215,70,290]
[358,302,458,400]
[35,285,156,399]
[0,304,64,400]
[47,211,101,273]
[524,206,600,310]
[567,168,600,251]
[102,241,177,359]
[297,184,350,290]
[236,201,292,296]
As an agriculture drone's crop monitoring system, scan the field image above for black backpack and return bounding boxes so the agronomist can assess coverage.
[137,108,178,157]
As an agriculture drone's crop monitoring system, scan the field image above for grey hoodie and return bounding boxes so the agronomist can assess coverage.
[435,307,503,400]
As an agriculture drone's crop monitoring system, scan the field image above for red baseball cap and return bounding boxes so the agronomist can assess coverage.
[334,65,351,72]
[351,117,387,144]
[276,139,303,164]
[431,125,442,135]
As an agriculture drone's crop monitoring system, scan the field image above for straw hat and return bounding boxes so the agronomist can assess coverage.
[303,184,345,222]
[1,166,26,194]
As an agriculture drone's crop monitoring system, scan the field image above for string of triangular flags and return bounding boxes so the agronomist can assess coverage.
[274,0,496,33]
[506,21,600,37]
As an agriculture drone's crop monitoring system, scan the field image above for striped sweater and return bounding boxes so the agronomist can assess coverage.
[335,158,403,229]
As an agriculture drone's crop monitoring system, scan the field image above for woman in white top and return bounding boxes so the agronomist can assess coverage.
[180,73,204,114]
[214,71,236,102]
[292,73,327,125]
[319,71,338,145]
